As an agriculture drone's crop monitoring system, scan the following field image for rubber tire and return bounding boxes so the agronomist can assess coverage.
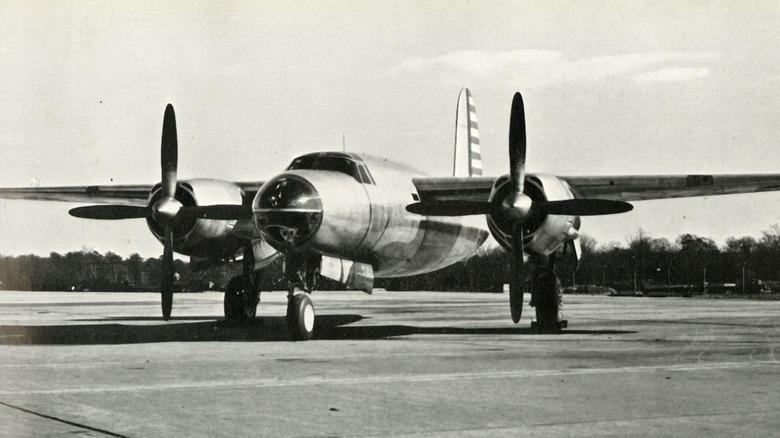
[534,277,561,334]
[286,294,315,341]
[224,276,257,322]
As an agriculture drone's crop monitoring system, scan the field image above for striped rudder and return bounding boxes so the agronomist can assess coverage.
[453,88,483,177]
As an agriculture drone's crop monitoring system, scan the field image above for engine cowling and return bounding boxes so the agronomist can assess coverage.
[487,173,580,256]
[146,178,244,256]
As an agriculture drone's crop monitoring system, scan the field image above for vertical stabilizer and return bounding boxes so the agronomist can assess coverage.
[453,88,483,177]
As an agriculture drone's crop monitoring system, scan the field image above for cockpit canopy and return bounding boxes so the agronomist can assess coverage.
[286,152,375,185]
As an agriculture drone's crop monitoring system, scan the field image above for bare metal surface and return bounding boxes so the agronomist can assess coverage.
[0,291,778,437]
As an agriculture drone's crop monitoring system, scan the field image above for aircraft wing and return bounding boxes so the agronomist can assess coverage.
[412,174,780,203]
[0,184,151,206]
[563,174,780,202]
[412,177,495,202]
[0,182,266,207]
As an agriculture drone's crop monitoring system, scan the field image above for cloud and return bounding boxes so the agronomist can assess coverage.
[391,49,719,88]
[633,67,711,83]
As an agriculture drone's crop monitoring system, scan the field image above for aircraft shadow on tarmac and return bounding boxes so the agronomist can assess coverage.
[0,315,634,345]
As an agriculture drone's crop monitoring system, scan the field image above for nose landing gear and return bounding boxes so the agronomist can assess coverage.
[287,293,315,341]
[284,254,321,341]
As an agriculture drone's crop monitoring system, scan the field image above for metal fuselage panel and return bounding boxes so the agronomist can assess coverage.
[258,157,489,278]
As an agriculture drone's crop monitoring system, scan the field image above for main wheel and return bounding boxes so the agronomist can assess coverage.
[534,274,562,334]
[286,294,315,341]
[224,276,258,321]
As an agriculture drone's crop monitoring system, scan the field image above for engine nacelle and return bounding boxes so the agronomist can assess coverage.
[146,178,244,257]
[487,173,580,256]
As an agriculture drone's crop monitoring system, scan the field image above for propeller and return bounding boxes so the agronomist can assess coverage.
[154,104,180,320]
[407,92,634,324]
[505,93,528,324]
[536,199,633,216]
[405,198,630,217]
[69,205,147,220]
[66,104,255,321]
[66,104,181,320]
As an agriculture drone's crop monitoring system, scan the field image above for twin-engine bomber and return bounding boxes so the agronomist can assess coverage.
[3,89,780,340]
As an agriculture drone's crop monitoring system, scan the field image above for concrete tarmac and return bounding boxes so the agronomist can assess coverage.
[0,290,778,437]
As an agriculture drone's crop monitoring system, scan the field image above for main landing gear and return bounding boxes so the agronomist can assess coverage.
[222,247,319,341]
[223,246,261,324]
[224,274,260,322]
[529,253,567,334]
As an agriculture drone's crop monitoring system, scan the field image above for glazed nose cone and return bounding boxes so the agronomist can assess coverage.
[253,176,323,247]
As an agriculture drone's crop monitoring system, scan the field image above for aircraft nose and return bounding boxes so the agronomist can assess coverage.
[253,176,323,247]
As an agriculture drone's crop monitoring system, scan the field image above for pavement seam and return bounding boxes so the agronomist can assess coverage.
[0,400,131,437]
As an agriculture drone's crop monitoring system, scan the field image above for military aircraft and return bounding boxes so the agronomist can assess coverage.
[3,89,780,340]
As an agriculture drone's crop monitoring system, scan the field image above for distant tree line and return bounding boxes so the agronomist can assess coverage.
[0,251,203,292]
[570,226,780,294]
[3,225,780,293]
[379,225,780,293]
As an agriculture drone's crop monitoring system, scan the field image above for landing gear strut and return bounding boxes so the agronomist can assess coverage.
[223,246,261,323]
[530,254,566,334]
[224,274,260,321]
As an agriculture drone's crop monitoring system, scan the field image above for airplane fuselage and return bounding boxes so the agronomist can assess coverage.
[253,153,490,278]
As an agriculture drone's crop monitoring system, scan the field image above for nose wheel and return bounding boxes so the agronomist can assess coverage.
[287,293,315,341]
[282,253,319,340]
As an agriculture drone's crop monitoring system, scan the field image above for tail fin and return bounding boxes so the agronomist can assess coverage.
[453,88,483,177]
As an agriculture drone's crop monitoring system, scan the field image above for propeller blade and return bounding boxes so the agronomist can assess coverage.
[161,104,178,199]
[509,92,527,195]
[572,237,582,265]
[173,204,254,224]
[161,225,174,320]
[69,205,148,220]
[406,201,495,216]
[537,199,633,216]
[509,222,524,323]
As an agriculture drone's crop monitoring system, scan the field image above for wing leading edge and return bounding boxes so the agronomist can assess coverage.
[412,174,780,205]
[0,185,151,206]
[0,181,265,207]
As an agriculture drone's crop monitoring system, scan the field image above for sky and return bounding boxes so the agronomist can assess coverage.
[1,0,780,257]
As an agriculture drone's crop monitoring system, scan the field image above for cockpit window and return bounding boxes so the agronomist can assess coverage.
[285,153,375,184]
[314,156,359,180]
[287,154,318,170]
[357,165,375,185]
